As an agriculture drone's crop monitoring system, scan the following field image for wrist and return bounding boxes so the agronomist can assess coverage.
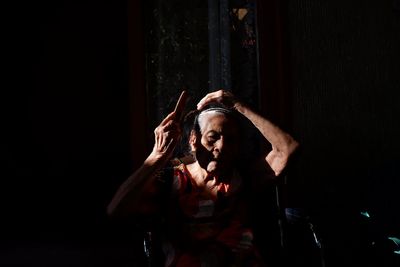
[233,101,246,114]
[145,151,169,166]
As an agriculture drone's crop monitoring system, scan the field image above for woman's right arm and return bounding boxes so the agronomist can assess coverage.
[107,111,181,217]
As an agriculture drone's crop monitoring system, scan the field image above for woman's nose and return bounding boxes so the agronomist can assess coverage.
[213,137,224,152]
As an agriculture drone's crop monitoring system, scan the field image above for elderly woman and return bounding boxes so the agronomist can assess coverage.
[107,90,299,267]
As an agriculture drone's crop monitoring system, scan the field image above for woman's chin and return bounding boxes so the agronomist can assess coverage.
[206,161,219,174]
[206,161,230,175]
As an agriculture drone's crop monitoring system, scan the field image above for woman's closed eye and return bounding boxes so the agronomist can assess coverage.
[207,133,220,143]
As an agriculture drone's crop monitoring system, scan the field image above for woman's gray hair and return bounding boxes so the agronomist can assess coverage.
[193,107,234,134]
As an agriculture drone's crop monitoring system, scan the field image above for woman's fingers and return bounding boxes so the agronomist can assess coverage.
[152,112,182,158]
[197,91,219,110]
[197,90,236,110]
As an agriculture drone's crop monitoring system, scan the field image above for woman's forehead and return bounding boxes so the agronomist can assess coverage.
[198,112,238,133]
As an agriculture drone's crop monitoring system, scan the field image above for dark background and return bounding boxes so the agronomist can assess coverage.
[3,1,139,265]
[2,0,399,266]
[283,1,400,266]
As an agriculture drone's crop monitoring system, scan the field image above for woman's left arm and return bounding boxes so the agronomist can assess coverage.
[197,90,299,176]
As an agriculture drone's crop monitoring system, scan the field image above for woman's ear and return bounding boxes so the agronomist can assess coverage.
[189,130,197,152]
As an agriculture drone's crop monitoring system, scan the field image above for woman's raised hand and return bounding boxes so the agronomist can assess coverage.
[149,91,188,162]
[197,90,239,110]
[150,111,182,162]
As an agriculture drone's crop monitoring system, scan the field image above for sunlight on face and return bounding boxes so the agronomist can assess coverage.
[195,112,240,175]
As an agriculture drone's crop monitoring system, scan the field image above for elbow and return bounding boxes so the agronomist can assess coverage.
[106,201,129,219]
[282,135,299,157]
[106,196,125,218]
[269,137,299,176]
[288,138,299,155]
[106,202,117,217]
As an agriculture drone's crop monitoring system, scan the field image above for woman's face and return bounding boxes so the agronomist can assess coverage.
[191,112,240,176]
